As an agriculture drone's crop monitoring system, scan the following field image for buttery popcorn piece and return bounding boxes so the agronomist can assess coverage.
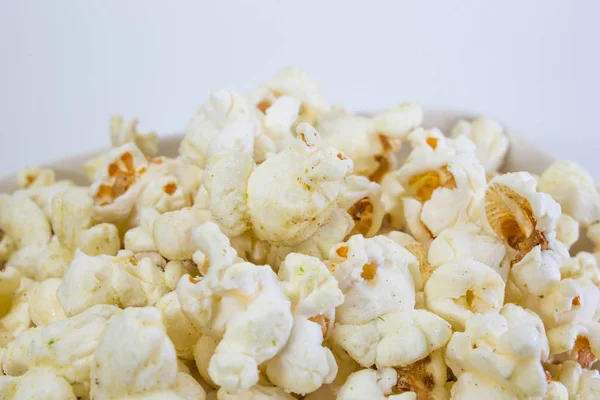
[156,291,201,360]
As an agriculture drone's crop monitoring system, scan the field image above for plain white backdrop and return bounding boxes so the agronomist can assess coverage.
[1,1,598,176]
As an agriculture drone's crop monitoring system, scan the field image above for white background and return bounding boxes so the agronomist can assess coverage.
[1,1,599,177]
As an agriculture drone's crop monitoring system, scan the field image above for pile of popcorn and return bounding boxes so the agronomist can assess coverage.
[2,67,600,400]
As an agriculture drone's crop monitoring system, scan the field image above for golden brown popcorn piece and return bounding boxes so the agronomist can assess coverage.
[404,242,434,285]
[485,183,550,264]
[407,166,456,203]
[369,135,398,183]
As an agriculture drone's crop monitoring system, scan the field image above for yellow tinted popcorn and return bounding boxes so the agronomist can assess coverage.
[28,278,66,327]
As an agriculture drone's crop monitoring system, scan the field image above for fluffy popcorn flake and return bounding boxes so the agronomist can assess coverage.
[332,309,451,369]
[57,250,169,316]
[450,117,509,172]
[539,160,600,227]
[90,307,203,400]
[265,253,343,394]
[0,195,51,250]
[425,260,505,331]
[177,222,293,393]
[156,291,201,360]
[329,235,418,326]
[247,123,353,245]
[153,207,212,260]
[481,172,569,296]
[2,304,121,396]
[445,304,549,398]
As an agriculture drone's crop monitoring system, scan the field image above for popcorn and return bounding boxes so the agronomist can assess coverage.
[425,260,505,330]
[427,224,509,281]
[398,130,486,238]
[247,123,353,245]
[90,143,166,223]
[28,278,66,327]
[16,166,55,189]
[329,235,418,326]
[0,277,37,337]
[0,195,51,250]
[0,367,77,400]
[57,250,169,316]
[215,385,295,399]
[156,291,201,360]
[177,222,293,393]
[136,175,191,214]
[337,362,445,400]
[315,103,423,180]
[2,304,121,396]
[110,114,158,157]
[556,360,600,399]
[265,253,343,394]
[51,188,120,255]
[481,172,569,297]
[445,304,549,398]
[538,160,600,227]
[204,152,254,236]
[250,67,329,126]
[90,307,205,400]
[153,207,212,260]
[124,207,160,254]
[8,67,600,398]
[332,309,451,369]
[180,89,262,168]
[450,117,509,172]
